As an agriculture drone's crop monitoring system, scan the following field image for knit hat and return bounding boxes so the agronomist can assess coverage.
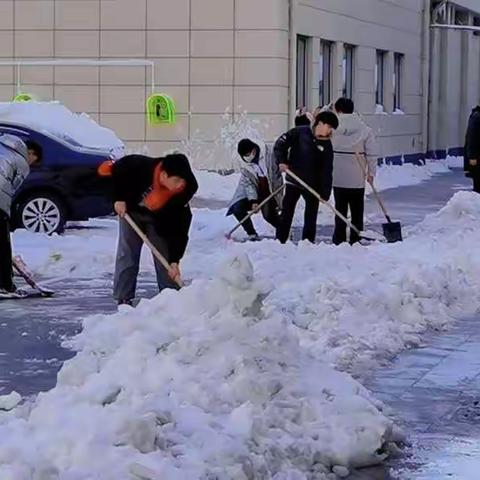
[237,138,258,157]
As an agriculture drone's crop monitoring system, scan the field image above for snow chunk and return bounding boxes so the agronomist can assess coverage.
[0,392,21,411]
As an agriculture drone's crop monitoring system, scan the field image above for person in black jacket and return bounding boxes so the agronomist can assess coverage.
[464,106,480,193]
[109,153,198,305]
[275,111,338,243]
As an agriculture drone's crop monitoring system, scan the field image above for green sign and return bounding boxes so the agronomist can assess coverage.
[146,94,176,125]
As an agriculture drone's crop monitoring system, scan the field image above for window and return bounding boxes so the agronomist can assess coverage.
[393,53,404,111]
[342,44,355,99]
[296,35,308,108]
[319,40,333,107]
[375,50,386,107]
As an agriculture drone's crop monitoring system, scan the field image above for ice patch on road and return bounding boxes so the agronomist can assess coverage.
[0,254,393,479]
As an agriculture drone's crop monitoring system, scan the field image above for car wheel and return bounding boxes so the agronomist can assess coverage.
[17,193,66,235]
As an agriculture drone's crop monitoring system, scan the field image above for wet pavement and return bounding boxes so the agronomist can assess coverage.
[354,315,480,480]
[0,275,157,397]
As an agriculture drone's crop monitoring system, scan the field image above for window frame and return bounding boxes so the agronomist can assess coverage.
[375,50,386,107]
[342,44,355,99]
[393,52,404,111]
[319,40,333,107]
[296,35,309,109]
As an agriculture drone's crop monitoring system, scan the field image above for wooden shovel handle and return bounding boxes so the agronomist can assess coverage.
[124,213,183,288]
[226,183,285,238]
[354,153,391,223]
[285,169,362,235]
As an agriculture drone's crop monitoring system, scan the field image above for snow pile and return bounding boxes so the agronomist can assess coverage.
[0,255,393,479]
[0,101,124,151]
[371,160,449,192]
[195,160,450,204]
[195,169,240,203]
[445,155,464,169]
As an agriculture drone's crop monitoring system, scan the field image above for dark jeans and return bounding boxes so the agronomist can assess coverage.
[473,175,480,193]
[113,214,178,302]
[332,187,365,245]
[0,210,14,292]
[228,199,279,236]
[276,184,319,244]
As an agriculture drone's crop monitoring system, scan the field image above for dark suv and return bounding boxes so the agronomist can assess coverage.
[0,123,118,234]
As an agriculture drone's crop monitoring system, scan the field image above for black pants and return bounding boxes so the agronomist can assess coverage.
[0,211,14,292]
[473,175,480,193]
[229,199,279,236]
[332,187,365,245]
[276,184,319,244]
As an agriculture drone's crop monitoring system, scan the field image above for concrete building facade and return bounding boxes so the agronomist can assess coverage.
[0,0,478,166]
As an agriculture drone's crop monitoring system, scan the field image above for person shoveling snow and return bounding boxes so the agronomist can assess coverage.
[0,134,42,298]
[99,153,198,306]
[226,138,283,241]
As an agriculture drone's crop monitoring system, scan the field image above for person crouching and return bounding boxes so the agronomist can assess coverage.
[103,153,198,306]
[226,139,283,241]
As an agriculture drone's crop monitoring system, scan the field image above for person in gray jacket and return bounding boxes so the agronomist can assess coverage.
[332,98,378,245]
[227,138,283,240]
[0,134,41,293]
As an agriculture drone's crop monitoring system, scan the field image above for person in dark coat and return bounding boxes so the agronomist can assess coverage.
[464,106,480,193]
[274,111,339,244]
[102,153,198,305]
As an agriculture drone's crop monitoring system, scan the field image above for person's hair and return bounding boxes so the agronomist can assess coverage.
[334,97,355,114]
[237,138,258,157]
[294,114,312,127]
[25,140,42,162]
[161,153,189,178]
[313,111,339,130]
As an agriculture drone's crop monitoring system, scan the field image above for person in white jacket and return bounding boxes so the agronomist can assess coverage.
[331,98,378,245]
[0,134,41,294]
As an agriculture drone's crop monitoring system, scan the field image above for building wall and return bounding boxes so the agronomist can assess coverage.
[293,0,427,162]
[1,0,479,166]
[428,4,480,158]
[0,0,290,162]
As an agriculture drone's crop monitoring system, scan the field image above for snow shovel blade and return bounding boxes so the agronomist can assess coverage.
[382,221,403,243]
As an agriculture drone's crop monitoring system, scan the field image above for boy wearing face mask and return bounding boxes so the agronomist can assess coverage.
[275,111,339,244]
[226,139,283,241]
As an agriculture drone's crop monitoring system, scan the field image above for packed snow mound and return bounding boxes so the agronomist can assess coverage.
[0,254,393,479]
[0,101,124,151]
[411,191,480,236]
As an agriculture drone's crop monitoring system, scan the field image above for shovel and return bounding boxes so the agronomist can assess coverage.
[124,213,183,288]
[354,153,403,243]
[225,183,285,239]
[285,169,383,243]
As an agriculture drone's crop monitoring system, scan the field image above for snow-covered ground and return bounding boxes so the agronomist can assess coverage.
[196,160,451,203]
[3,187,480,479]
[0,100,472,477]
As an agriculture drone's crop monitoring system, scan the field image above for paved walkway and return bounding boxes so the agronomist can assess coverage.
[348,315,480,479]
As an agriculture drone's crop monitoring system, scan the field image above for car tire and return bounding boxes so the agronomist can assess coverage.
[16,193,67,235]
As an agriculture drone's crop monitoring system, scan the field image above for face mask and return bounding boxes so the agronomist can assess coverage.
[243,152,256,163]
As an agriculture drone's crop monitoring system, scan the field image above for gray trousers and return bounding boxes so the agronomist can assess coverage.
[113,215,178,301]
